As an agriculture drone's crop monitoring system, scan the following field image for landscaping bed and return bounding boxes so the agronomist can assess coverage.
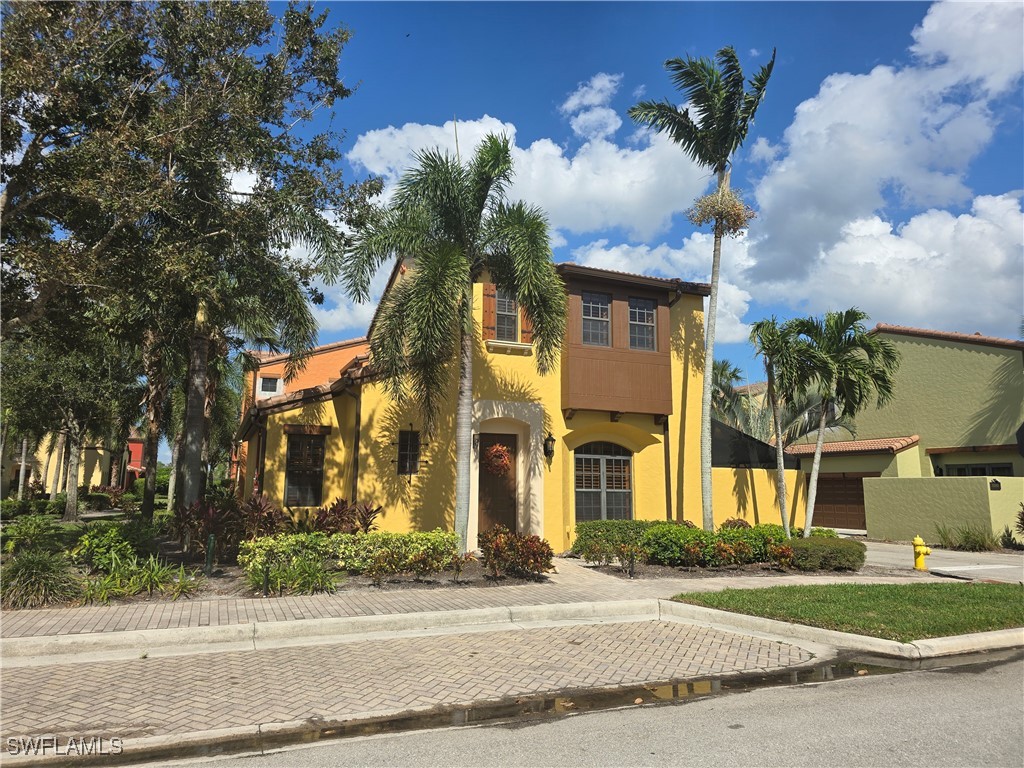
[580,559,921,581]
[672,582,1024,642]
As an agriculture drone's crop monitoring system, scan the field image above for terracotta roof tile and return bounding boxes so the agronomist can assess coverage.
[785,435,920,456]
[556,262,711,296]
[873,324,1023,351]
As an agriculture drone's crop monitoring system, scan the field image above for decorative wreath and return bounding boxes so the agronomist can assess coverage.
[483,443,513,476]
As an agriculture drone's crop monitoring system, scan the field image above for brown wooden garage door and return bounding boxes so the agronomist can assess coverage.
[812,473,879,530]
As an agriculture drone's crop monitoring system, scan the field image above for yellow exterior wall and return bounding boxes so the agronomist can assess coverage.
[247,275,806,551]
[989,478,1024,540]
[711,468,807,531]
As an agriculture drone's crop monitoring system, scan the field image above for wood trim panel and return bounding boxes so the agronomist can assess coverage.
[561,276,673,415]
[283,424,333,435]
[925,444,1017,455]
[482,283,497,341]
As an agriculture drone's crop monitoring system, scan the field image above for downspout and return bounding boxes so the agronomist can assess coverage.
[343,380,360,502]
[662,418,673,521]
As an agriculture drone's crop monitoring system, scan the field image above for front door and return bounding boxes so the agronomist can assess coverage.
[478,433,518,533]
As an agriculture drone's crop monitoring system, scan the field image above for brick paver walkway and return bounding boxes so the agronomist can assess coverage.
[0,620,812,741]
[0,558,936,639]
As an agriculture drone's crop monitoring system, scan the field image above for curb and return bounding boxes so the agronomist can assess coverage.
[660,601,1024,659]
[0,600,663,665]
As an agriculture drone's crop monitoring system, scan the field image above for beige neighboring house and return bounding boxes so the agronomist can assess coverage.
[786,324,1023,541]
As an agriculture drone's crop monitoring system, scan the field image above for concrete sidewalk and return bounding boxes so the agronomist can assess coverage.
[864,540,1024,584]
[0,558,1018,766]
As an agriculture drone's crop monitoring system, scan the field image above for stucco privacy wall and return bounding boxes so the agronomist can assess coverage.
[711,468,806,531]
[863,476,1022,542]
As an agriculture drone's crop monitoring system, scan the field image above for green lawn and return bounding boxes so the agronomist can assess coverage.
[673,583,1024,643]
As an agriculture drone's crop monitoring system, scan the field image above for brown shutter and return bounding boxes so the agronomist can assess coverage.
[520,308,534,344]
[482,283,497,340]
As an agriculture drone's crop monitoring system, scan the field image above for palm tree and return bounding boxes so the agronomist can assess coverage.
[788,310,899,536]
[629,46,776,531]
[749,317,812,538]
[344,133,566,551]
[711,359,743,423]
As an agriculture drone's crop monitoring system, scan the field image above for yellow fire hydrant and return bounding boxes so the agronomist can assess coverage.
[913,535,931,571]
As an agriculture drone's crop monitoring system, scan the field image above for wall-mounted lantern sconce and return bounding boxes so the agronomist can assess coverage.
[990,479,1001,491]
[543,433,556,459]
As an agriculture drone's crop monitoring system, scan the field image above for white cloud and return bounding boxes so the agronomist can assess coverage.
[350,114,710,241]
[569,107,622,141]
[751,193,1024,338]
[748,137,780,165]
[748,0,1023,282]
[311,259,394,336]
[632,84,647,100]
[560,73,623,114]
[910,0,1024,94]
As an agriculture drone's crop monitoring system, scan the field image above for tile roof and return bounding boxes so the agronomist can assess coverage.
[873,324,1024,351]
[555,263,711,296]
[785,435,920,456]
[250,337,368,365]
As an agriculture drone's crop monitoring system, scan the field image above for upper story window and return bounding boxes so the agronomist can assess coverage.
[495,288,519,342]
[260,376,280,395]
[397,430,421,475]
[945,463,1013,477]
[285,434,324,506]
[582,292,611,346]
[628,297,656,351]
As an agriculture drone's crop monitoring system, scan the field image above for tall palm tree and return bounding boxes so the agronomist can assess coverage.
[344,133,566,551]
[749,317,813,538]
[629,46,776,531]
[788,309,899,536]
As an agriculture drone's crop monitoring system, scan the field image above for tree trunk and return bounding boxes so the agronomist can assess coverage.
[108,442,122,490]
[59,435,71,493]
[141,330,167,523]
[453,286,474,553]
[699,168,731,531]
[802,404,830,537]
[199,337,221,499]
[768,375,791,539]
[178,301,211,513]
[166,432,182,514]
[16,436,29,500]
[63,426,82,522]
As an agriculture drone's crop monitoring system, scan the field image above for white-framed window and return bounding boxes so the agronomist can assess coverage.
[495,288,519,342]
[258,376,281,397]
[628,297,656,350]
[574,441,632,521]
[582,292,611,346]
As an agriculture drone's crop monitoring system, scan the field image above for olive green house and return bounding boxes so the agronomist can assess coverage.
[787,324,1023,541]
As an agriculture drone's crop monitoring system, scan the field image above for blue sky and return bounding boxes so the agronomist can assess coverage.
[294,1,1024,384]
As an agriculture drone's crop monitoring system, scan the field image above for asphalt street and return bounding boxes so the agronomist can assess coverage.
[150,653,1024,768]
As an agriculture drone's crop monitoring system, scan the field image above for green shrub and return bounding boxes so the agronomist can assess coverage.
[71,523,135,572]
[572,520,672,566]
[239,532,335,587]
[132,478,146,498]
[288,556,340,594]
[999,525,1024,551]
[641,525,714,567]
[719,518,752,530]
[166,565,204,600]
[406,530,460,579]
[81,573,127,605]
[154,466,172,495]
[1,550,83,608]
[2,514,63,554]
[129,555,178,596]
[0,499,33,520]
[80,493,111,511]
[935,523,999,552]
[46,494,67,516]
[789,537,866,571]
[479,526,554,579]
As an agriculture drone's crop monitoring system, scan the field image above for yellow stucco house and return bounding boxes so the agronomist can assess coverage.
[236,263,805,551]
[786,325,1023,541]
